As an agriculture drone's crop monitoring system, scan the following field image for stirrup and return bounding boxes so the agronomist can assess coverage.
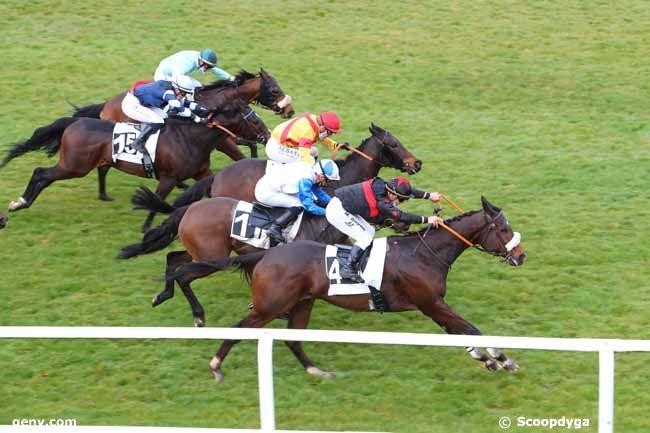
[340,266,363,282]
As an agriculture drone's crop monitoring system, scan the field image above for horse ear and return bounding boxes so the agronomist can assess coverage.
[369,122,378,135]
[259,68,268,78]
[481,196,499,216]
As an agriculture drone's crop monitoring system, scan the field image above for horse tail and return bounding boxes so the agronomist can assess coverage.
[117,206,189,259]
[171,175,215,208]
[169,251,269,284]
[70,102,105,119]
[131,186,175,214]
[0,117,78,169]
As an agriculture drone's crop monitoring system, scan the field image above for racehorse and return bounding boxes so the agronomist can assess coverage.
[139,123,422,212]
[119,124,422,326]
[3,99,270,231]
[71,69,294,201]
[0,213,7,229]
[170,197,527,382]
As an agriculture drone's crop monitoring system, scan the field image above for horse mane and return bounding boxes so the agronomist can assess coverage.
[200,70,257,91]
[335,136,373,170]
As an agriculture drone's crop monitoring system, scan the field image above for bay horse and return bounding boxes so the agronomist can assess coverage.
[3,99,270,231]
[137,123,422,212]
[171,197,527,382]
[119,124,422,326]
[71,69,294,201]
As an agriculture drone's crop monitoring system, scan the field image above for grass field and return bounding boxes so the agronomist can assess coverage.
[1,1,649,432]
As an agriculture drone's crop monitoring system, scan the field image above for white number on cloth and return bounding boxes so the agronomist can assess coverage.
[327,257,341,284]
[114,132,138,154]
[233,211,250,237]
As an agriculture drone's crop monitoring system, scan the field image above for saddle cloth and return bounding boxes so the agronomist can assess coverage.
[112,123,161,165]
[326,238,388,296]
[230,201,304,249]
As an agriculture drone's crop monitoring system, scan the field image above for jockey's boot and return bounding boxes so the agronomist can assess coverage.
[340,245,365,283]
[267,206,302,245]
[131,123,162,178]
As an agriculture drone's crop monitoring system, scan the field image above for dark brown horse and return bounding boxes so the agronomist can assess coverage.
[140,123,422,212]
[171,197,527,382]
[119,124,422,326]
[71,69,294,201]
[3,99,270,231]
[0,212,7,229]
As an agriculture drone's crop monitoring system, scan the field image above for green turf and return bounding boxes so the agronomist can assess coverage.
[1,1,649,432]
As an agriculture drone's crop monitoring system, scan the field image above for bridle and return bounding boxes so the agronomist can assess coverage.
[414,209,521,267]
[253,76,292,114]
[204,107,268,145]
[331,131,413,172]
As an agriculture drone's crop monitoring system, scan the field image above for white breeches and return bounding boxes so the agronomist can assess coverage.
[153,69,203,89]
[325,197,375,249]
[255,176,302,208]
[121,93,166,124]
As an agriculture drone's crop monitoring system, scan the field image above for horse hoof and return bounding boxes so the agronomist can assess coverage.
[306,366,336,379]
[151,295,162,307]
[212,370,224,383]
[503,359,520,372]
[99,194,115,202]
[8,197,27,212]
[194,317,205,328]
[485,359,501,372]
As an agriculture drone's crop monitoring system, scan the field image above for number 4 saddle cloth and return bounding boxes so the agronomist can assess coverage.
[230,201,305,249]
[111,123,162,164]
[325,238,388,296]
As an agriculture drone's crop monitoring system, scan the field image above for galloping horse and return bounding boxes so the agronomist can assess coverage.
[71,69,294,201]
[171,197,527,382]
[3,99,269,231]
[138,123,422,212]
[119,124,422,326]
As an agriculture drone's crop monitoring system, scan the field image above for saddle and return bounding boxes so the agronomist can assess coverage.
[231,201,303,249]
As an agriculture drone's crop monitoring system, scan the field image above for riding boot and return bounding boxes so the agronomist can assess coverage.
[131,123,161,178]
[340,245,365,283]
[267,206,303,245]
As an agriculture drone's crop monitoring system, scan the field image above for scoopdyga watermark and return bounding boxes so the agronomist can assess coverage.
[499,416,590,429]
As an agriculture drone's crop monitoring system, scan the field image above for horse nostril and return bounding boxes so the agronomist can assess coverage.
[415,160,422,170]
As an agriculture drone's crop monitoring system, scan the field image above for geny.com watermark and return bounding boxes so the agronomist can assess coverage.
[499,416,590,429]
[12,418,77,427]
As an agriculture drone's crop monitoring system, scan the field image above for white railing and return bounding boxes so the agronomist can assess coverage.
[2,327,649,433]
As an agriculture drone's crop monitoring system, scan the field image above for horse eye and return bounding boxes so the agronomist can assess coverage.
[271,87,280,96]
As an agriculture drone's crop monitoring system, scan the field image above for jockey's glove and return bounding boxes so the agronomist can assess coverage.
[189,102,210,116]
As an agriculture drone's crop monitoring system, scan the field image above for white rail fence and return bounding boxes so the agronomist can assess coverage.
[2,327,650,433]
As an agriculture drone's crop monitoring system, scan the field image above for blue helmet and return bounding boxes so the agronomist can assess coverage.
[199,49,218,67]
[313,159,340,181]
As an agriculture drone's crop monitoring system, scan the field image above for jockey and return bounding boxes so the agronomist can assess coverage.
[121,75,210,177]
[265,112,347,165]
[154,49,233,88]
[325,176,443,282]
[255,159,341,245]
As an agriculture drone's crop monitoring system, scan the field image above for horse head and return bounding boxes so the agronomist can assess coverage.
[207,99,271,145]
[472,196,526,266]
[0,212,7,229]
[364,123,422,174]
[258,68,295,118]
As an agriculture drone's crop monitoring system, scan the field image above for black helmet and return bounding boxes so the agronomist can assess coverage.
[386,177,412,200]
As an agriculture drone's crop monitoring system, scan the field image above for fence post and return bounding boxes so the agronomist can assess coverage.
[598,347,614,433]
[258,332,276,431]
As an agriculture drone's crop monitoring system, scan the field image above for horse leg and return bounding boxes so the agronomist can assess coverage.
[97,166,114,201]
[209,313,275,383]
[142,177,176,233]
[9,165,75,212]
[284,298,336,379]
[420,296,517,372]
[216,137,246,161]
[173,261,226,328]
[152,250,192,307]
